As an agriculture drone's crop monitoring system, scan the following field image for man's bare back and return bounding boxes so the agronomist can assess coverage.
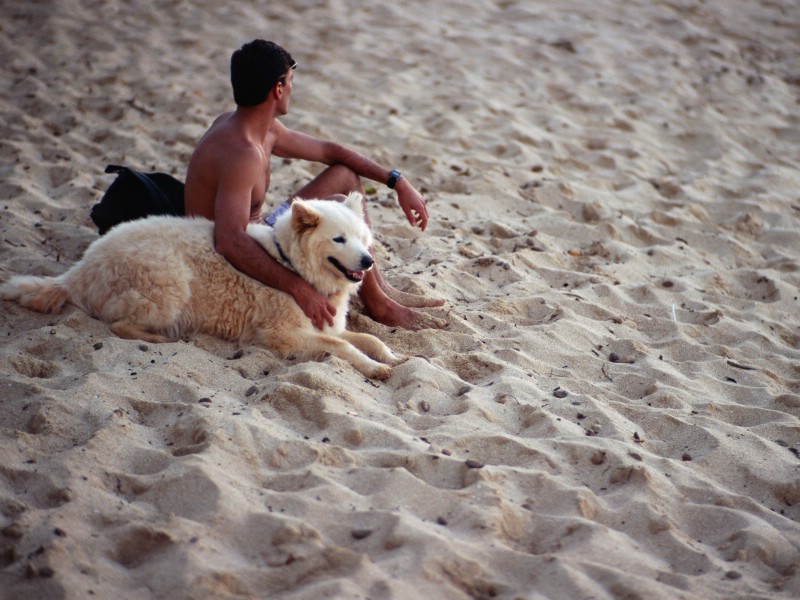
[185,112,274,223]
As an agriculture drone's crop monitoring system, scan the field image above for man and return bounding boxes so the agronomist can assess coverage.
[184,39,444,330]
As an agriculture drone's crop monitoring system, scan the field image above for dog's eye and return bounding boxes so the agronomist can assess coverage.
[333,235,346,244]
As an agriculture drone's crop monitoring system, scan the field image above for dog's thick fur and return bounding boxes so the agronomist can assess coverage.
[1,192,404,379]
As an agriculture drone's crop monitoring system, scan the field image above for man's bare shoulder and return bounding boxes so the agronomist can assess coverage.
[195,115,263,165]
[198,113,244,149]
[185,112,265,218]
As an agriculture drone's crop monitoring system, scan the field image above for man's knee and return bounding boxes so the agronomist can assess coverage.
[327,164,362,191]
[294,164,363,201]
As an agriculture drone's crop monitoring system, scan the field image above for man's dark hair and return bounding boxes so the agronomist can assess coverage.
[230,40,296,107]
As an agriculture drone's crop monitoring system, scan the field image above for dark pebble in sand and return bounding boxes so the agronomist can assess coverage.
[351,529,373,540]
[609,353,636,364]
[2,524,23,539]
[553,388,568,398]
[591,451,607,465]
[245,386,258,397]
[465,459,484,469]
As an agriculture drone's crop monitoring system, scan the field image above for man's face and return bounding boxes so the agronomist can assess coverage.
[277,69,293,115]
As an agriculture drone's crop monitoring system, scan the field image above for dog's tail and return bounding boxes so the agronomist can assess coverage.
[0,275,69,314]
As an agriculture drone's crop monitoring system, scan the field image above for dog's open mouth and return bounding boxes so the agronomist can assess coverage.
[328,257,367,282]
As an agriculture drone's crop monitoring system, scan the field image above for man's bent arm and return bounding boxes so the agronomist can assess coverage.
[332,146,430,231]
[213,228,335,330]
[211,153,336,329]
[273,124,430,230]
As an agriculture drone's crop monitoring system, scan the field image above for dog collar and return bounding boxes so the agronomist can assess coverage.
[272,232,295,272]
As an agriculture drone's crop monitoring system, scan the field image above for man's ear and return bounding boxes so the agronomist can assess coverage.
[291,199,321,234]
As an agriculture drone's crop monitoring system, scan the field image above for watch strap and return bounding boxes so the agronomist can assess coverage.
[387,169,402,189]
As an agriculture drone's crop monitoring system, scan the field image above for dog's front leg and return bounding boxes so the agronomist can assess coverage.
[339,331,406,366]
[282,331,393,380]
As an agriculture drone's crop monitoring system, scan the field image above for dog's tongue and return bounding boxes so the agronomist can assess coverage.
[347,269,365,281]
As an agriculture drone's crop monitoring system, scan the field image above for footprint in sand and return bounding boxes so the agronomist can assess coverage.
[11,355,59,379]
[449,352,506,385]
[734,271,780,303]
[47,165,75,188]
[112,464,222,522]
[0,466,72,510]
[111,525,174,569]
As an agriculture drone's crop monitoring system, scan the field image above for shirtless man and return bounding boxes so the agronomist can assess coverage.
[184,39,443,330]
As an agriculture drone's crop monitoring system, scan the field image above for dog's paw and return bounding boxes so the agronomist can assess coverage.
[366,364,393,380]
[386,353,410,367]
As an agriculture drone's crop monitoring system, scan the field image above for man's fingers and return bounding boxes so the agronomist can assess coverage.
[407,207,425,229]
[416,206,428,230]
[323,303,336,328]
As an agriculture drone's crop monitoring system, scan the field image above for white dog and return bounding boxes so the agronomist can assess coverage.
[1,192,404,379]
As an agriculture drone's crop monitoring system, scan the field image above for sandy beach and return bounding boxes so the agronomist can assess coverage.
[1,0,799,598]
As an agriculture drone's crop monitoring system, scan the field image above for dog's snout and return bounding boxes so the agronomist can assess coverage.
[360,255,374,270]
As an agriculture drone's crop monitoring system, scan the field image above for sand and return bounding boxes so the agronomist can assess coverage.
[1,0,799,598]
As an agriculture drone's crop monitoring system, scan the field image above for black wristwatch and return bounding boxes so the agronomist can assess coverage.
[387,169,402,189]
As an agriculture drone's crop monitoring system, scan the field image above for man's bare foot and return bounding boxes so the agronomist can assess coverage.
[361,294,447,330]
[374,272,446,309]
[379,285,447,309]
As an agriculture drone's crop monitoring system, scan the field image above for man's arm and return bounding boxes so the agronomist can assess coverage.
[273,122,430,230]
[212,147,336,329]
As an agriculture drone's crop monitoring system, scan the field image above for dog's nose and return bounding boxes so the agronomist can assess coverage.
[360,255,374,270]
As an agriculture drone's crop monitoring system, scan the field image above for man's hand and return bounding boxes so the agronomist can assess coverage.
[292,280,336,330]
[396,181,429,231]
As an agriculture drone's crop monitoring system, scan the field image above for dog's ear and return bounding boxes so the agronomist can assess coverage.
[344,192,365,220]
[291,199,321,235]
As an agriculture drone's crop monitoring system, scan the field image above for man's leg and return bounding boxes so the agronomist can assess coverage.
[291,165,445,329]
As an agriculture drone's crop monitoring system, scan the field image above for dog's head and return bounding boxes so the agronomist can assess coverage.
[289,193,374,293]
